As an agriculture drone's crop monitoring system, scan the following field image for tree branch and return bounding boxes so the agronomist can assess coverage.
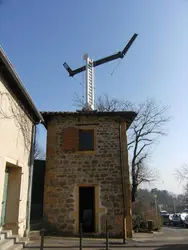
[0,91,32,151]
[73,93,170,202]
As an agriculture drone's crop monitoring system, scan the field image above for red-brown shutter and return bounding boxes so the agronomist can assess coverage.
[62,127,79,151]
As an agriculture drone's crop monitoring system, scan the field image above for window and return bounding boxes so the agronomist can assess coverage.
[79,129,94,151]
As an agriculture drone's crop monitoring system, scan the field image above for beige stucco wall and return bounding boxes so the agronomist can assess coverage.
[0,76,33,237]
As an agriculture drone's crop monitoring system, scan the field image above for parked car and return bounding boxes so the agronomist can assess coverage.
[160,211,170,225]
[180,212,188,224]
[184,214,188,228]
[160,210,169,216]
[172,213,181,226]
[169,214,174,225]
[183,208,188,213]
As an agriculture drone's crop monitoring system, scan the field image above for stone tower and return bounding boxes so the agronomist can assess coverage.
[42,111,136,238]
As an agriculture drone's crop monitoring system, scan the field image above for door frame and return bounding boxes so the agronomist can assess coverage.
[79,186,95,233]
[0,168,9,227]
[75,184,106,234]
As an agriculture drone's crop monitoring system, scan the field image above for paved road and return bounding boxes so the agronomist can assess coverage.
[135,226,188,242]
[25,226,188,249]
[129,226,188,249]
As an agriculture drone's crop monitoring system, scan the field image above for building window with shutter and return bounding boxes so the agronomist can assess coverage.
[79,129,95,151]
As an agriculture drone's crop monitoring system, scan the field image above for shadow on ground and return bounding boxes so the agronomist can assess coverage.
[25,243,188,249]
[163,225,187,230]
[154,244,188,250]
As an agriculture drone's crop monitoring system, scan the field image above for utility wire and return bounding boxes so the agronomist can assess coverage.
[72,75,84,87]
[72,76,85,102]
[110,58,122,76]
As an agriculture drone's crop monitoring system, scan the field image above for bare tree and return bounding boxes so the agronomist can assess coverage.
[175,165,188,193]
[34,127,45,160]
[96,94,133,112]
[176,165,188,182]
[74,93,170,202]
[73,92,132,111]
[135,158,159,186]
[34,142,45,160]
[0,91,32,151]
[73,92,86,109]
[0,90,46,160]
[128,99,170,201]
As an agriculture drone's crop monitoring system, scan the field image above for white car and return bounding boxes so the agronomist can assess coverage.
[169,214,174,224]
[184,214,188,228]
[180,212,188,224]
[160,211,169,216]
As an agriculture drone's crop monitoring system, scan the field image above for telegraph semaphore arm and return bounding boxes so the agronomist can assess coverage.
[63,33,138,77]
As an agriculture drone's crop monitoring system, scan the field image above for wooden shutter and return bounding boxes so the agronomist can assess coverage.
[62,127,79,151]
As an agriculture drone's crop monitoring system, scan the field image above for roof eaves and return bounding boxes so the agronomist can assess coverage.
[41,111,137,128]
[0,47,44,123]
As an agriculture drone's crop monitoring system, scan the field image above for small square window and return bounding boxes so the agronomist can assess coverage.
[79,129,94,151]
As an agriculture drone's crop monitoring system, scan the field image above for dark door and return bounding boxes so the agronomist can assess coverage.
[79,187,95,233]
[1,168,9,226]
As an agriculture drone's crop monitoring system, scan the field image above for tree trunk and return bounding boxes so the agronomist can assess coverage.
[132,183,138,202]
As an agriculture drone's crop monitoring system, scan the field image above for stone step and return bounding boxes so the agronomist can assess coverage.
[1,230,13,238]
[0,232,5,240]
[6,243,24,250]
[19,236,28,245]
[29,230,40,240]
[0,238,14,250]
[9,236,26,248]
[9,234,19,242]
[0,230,26,249]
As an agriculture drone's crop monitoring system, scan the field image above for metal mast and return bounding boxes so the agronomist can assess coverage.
[85,55,94,110]
[63,33,138,110]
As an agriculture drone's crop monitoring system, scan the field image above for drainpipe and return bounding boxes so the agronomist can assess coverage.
[25,123,37,236]
[119,122,127,243]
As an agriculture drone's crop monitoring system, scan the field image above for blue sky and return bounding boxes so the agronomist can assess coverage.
[1,0,188,194]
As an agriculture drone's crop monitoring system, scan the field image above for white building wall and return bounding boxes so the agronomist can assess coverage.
[0,76,33,237]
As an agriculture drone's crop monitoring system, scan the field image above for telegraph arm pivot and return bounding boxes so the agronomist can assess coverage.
[63,33,138,77]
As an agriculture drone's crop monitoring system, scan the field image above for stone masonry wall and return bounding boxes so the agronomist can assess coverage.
[43,115,127,237]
